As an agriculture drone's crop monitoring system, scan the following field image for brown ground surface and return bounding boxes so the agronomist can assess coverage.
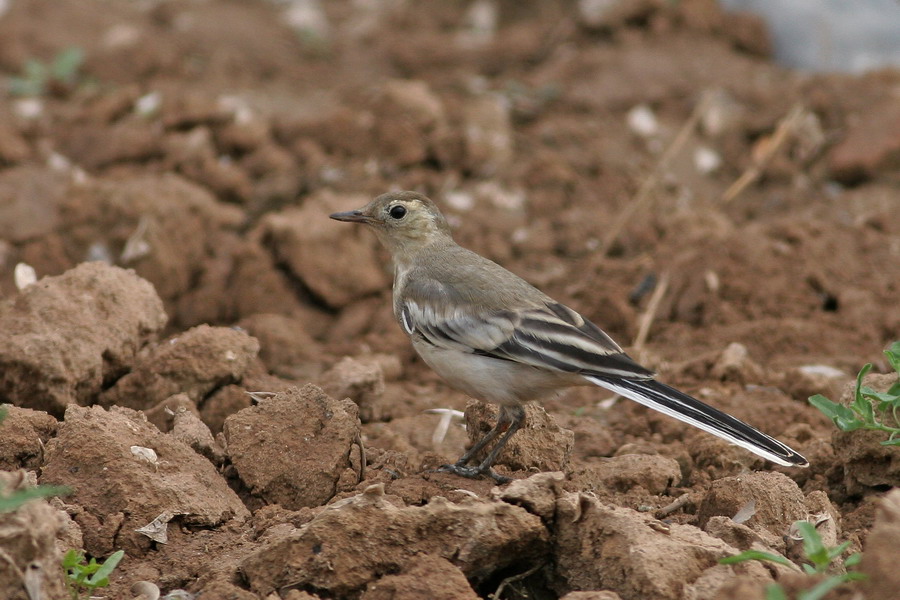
[1,1,899,599]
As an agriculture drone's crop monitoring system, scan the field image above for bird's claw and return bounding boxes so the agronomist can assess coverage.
[436,463,511,484]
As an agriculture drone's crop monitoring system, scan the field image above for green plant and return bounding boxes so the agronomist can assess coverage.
[809,341,900,445]
[8,47,85,96]
[720,519,865,600]
[62,549,125,600]
[0,483,68,513]
[0,406,69,513]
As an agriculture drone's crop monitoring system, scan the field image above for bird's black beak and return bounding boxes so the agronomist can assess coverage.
[329,209,371,224]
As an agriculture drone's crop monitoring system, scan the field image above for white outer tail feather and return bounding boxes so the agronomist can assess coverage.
[584,375,807,467]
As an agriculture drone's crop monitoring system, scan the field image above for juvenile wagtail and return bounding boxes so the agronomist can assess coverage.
[331,191,808,482]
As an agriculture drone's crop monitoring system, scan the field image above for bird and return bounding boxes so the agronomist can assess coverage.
[330,191,808,483]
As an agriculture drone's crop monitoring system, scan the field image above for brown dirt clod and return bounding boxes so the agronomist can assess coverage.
[861,489,900,600]
[0,405,57,470]
[696,471,808,552]
[572,453,682,496]
[254,191,389,310]
[361,554,479,600]
[100,324,260,411]
[240,482,548,597]
[40,404,249,556]
[320,355,387,423]
[0,262,167,416]
[464,401,575,474]
[830,373,900,496]
[223,384,361,509]
[0,472,69,600]
[554,493,770,600]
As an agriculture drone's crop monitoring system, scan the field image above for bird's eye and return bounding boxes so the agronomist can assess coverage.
[388,205,407,219]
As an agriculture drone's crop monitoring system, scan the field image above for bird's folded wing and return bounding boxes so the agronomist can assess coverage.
[400,289,654,379]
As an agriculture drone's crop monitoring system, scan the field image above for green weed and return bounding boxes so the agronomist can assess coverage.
[62,549,125,600]
[8,47,85,96]
[0,406,69,513]
[720,519,865,600]
[809,341,900,445]
[0,483,68,513]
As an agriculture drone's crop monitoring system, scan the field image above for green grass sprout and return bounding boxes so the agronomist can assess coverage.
[63,549,125,600]
[0,484,70,513]
[809,341,900,445]
[720,549,795,569]
[720,518,865,600]
[0,406,70,512]
[8,47,85,97]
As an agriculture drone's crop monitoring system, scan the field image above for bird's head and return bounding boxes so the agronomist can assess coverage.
[330,191,452,256]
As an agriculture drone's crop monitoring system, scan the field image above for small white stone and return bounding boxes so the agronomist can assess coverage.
[798,365,847,379]
[135,91,162,117]
[130,445,158,466]
[103,23,141,49]
[694,145,722,174]
[511,228,530,244]
[457,0,497,47]
[47,152,72,171]
[14,263,37,290]
[444,191,475,212]
[577,0,619,27]
[627,104,659,138]
[217,95,254,123]
[13,98,43,120]
[86,242,113,264]
[283,0,330,39]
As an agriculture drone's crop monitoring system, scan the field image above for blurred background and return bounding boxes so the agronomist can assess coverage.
[0,0,897,365]
[720,0,900,72]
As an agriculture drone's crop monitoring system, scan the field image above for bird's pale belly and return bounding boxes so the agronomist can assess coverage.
[411,338,583,406]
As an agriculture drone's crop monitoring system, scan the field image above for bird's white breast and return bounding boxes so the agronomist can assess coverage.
[410,336,580,406]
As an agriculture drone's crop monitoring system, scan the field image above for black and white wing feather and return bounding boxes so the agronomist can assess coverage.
[398,278,654,380]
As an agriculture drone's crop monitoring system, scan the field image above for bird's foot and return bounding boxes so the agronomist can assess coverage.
[436,463,511,484]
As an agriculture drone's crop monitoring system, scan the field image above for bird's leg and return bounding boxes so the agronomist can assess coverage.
[472,405,525,481]
[454,407,514,466]
[438,405,525,484]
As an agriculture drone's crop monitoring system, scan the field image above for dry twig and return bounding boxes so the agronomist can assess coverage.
[490,563,543,600]
[655,492,693,518]
[721,103,806,203]
[354,430,367,483]
[600,97,710,256]
[632,271,671,358]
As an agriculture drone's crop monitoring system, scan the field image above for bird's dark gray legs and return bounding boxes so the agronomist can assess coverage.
[438,405,526,483]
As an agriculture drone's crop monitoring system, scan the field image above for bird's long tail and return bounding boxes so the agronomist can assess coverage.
[584,375,808,467]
